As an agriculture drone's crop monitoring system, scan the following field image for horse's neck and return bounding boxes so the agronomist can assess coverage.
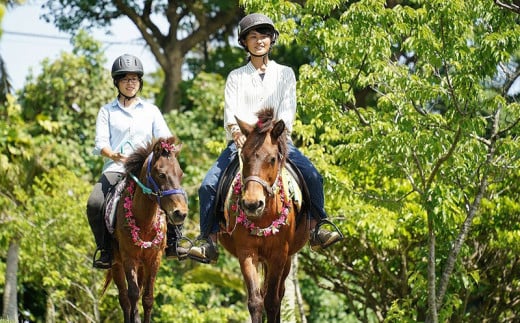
[132,192,159,226]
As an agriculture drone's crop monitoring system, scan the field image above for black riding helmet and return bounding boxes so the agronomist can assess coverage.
[238,13,279,49]
[111,54,144,78]
[111,54,144,95]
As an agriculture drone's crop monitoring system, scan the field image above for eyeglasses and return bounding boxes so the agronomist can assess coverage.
[120,78,140,84]
[246,34,271,42]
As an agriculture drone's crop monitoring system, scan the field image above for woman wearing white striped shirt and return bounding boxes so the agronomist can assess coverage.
[190,13,343,263]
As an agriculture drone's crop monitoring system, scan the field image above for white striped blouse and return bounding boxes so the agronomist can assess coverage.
[223,60,297,140]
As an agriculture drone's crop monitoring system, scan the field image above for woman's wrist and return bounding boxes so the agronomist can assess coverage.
[103,150,116,160]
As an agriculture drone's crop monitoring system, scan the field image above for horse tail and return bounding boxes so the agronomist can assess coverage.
[101,269,113,296]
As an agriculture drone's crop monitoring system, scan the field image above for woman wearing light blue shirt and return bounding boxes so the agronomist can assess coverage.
[189,13,343,263]
[87,54,173,269]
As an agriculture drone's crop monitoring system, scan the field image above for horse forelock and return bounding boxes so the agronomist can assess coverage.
[255,107,274,134]
[248,107,288,163]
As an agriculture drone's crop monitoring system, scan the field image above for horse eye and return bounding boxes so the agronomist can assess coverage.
[270,157,276,165]
[158,173,166,179]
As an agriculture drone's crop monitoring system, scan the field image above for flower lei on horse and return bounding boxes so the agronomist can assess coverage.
[229,172,291,236]
[123,140,179,249]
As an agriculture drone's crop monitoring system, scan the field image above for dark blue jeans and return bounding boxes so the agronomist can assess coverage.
[198,141,327,236]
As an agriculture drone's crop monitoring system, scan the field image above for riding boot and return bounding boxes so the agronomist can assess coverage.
[309,219,344,251]
[165,224,189,260]
[93,228,112,269]
[188,235,219,264]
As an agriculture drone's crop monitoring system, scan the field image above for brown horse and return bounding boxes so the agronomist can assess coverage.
[218,108,310,323]
[102,137,188,323]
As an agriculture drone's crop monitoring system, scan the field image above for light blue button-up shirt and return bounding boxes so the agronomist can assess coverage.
[93,98,172,173]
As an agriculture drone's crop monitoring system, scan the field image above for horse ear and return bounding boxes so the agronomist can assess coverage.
[271,120,285,140]
[236,116,254,136]
[174,143,182,156]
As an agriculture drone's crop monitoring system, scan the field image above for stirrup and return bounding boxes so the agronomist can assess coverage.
[92,248,112,269]
[187,237,218,264]
[312,219,344,242]
[172,236,194,261]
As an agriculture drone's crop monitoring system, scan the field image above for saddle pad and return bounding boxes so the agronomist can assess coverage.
[281,168,302,212]
[104,179,127,234]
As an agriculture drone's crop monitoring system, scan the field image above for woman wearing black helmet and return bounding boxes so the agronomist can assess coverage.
[189,13,343,263]
[86,54,179,269]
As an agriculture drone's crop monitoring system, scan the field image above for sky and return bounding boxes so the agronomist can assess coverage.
[1,2,159,90]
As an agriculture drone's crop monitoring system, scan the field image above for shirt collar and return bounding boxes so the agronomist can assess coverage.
[112,97,143,110]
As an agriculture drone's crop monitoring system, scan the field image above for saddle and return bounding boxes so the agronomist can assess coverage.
[103,177,127,234]
[213,156,311,234]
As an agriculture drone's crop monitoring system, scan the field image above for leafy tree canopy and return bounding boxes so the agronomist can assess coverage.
[40,0,244,112]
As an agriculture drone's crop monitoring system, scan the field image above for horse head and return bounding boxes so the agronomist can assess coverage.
[148,137,188,225]
[126,137,188,225]
[236,107,287,220]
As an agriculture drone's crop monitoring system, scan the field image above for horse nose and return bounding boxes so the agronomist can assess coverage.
[241,199,264,213]
[167,208,187,225]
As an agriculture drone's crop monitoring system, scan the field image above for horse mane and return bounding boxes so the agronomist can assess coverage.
[125,136,180,177]
[125,143,151,177]
[253,107,288,162]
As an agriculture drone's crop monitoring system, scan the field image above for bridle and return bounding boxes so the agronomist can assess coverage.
[129,151,187,206]
[238,148,283,197]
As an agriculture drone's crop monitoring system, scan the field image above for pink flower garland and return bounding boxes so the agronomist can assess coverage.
[231,172,290,236]
[160,141,176,153]
[123,180,165,248]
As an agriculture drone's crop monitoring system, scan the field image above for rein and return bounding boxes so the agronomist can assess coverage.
[128,151,187,205]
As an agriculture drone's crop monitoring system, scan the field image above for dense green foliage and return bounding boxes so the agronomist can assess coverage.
[1,0,520,322]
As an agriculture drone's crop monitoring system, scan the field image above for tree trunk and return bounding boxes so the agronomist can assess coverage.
[426,212,438,323]
[282,256,297,322]
[282,254,307,323]
[3,238,20,321]
[161,56,183,113]
[293,255,307,323]
[46,293,56,323]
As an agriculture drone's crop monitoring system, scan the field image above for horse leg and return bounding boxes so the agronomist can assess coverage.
[112,263,133,323]
[264,256,291,323]
[239,255,263,323]
[123,260,141,323]
[141,260,160,323]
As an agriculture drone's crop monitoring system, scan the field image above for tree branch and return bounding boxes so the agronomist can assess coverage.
[494,0,520,14]
[436,107,501,311]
